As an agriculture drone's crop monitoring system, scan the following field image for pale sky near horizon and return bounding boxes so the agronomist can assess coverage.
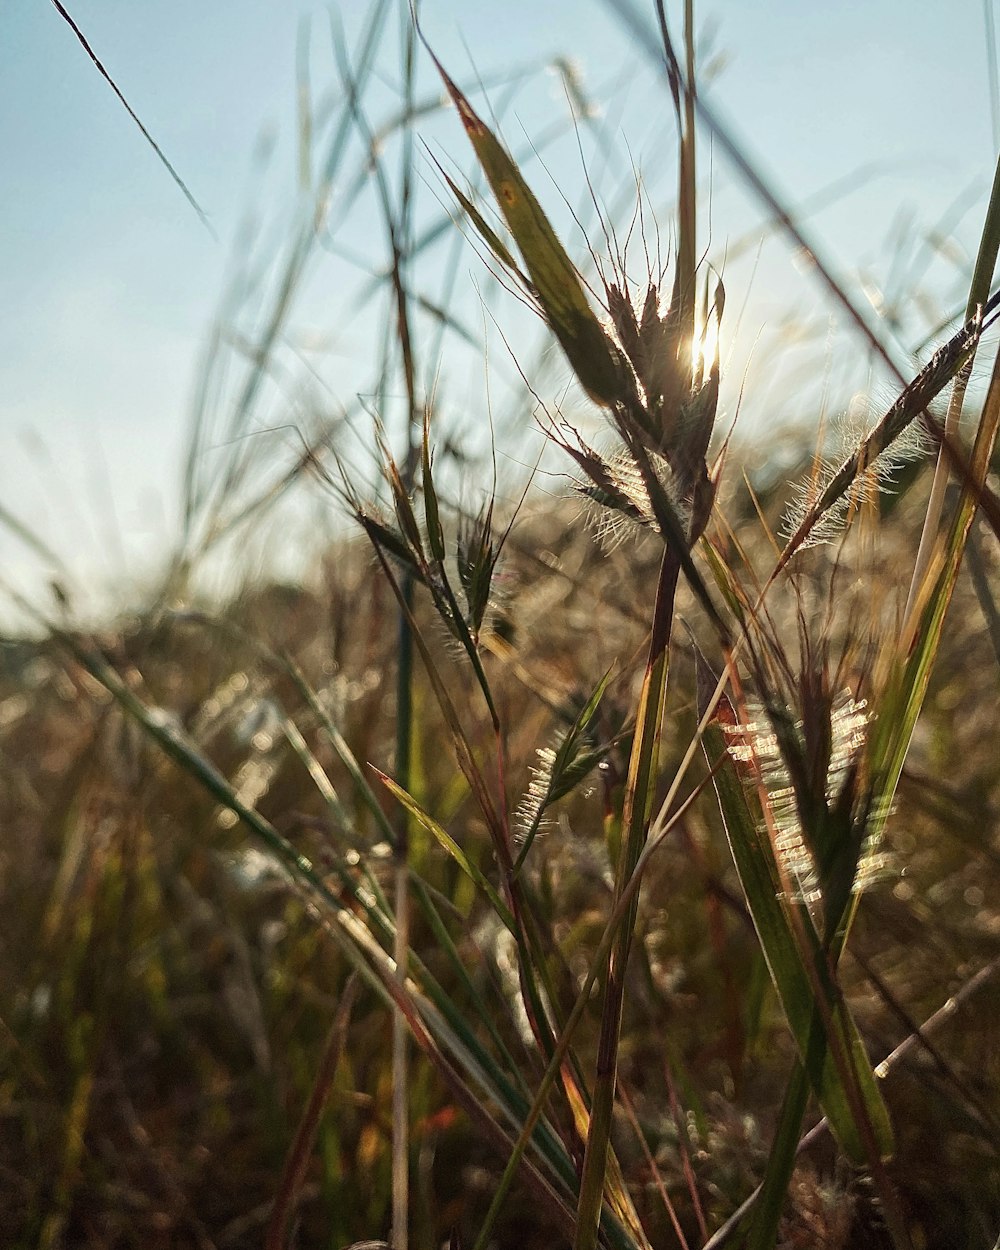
[2,1,997,625]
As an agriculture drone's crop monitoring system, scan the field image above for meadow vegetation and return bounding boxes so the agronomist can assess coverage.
[2,3,1000,1248]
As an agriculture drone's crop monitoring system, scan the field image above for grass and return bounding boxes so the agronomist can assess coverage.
[3,3,1000,1248]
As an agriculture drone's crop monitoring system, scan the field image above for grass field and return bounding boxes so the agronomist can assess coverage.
[3,3,1000,1248]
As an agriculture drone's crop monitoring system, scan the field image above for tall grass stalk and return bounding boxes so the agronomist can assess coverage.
[390,5,421,1243]
[575,13,698,1244]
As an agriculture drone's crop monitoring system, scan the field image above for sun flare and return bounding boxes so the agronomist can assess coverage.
[691,310,720,385]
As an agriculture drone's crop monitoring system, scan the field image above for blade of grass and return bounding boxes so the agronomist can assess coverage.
[905,148,1000,615]
[376,771,516,931]
[871,335,1000,848]
[55,629,590,1236]
[470,767,719,1250]
[423,38,632,410]
[49,0,212,232]
[284,656,543,1104]
[697,662,893,1166]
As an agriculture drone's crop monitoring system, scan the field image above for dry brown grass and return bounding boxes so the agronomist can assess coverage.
[2,471,998,1249]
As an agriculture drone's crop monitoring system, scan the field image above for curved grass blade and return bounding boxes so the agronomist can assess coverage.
[870,338,1000,850]
[49,0,212,232]
[907,147,1000,607]
[436,163,528,286]
[742,1062,811,1250]
[424,45,631,409]
[59,630,592,1235]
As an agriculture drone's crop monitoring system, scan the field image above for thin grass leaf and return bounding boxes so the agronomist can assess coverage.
[412,290,481,348]
[265,976,359,1250]
[58,632,591,1236]
[26,603,591,1241]
[436,165,528,285]
[907,147,1000,608]
[870,337,1000,843]
[425,47,631,408]
[49,0,212,232]
[470,773,715,1250]
[284,664,563,1149]
[375,771,516,931]
[743,1063,811,1250]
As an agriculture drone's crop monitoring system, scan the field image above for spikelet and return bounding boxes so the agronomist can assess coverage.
[571,439,692,550]
[780,306,986,560]
[782,391,935,551]
[513,743,562,843]
[722,689,887,909]
[723,700,821,905]
[513,673,613,851]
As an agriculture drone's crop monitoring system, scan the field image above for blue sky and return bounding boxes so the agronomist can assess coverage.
[2,1,996,621]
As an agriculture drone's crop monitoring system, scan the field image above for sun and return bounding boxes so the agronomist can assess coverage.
[691,309,720,385]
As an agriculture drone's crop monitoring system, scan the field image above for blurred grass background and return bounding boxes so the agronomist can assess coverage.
[2,484,999,1248]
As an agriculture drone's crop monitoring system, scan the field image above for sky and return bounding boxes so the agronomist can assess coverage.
[2,0,997,625]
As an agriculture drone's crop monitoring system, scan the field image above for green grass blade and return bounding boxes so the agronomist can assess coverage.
[376,770,516,931]
[907,148,1000,606]
[427,50,630,408]
[871,343,1000,833]
[700,691,894,1164]
[58,632,593,1230]
[744,1062,811,1250]
[435,163,526,283]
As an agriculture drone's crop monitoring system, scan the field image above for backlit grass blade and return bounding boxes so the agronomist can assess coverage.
[435,163,527,287]
[871,338,1000,839]
[698,669,894,1166]
[866,156,1000,823]
[59,630,597,1235]
[742,1063,811,1250]
[863,166,1000,877]
[425,47,631,409]
[907,148,1000,607]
